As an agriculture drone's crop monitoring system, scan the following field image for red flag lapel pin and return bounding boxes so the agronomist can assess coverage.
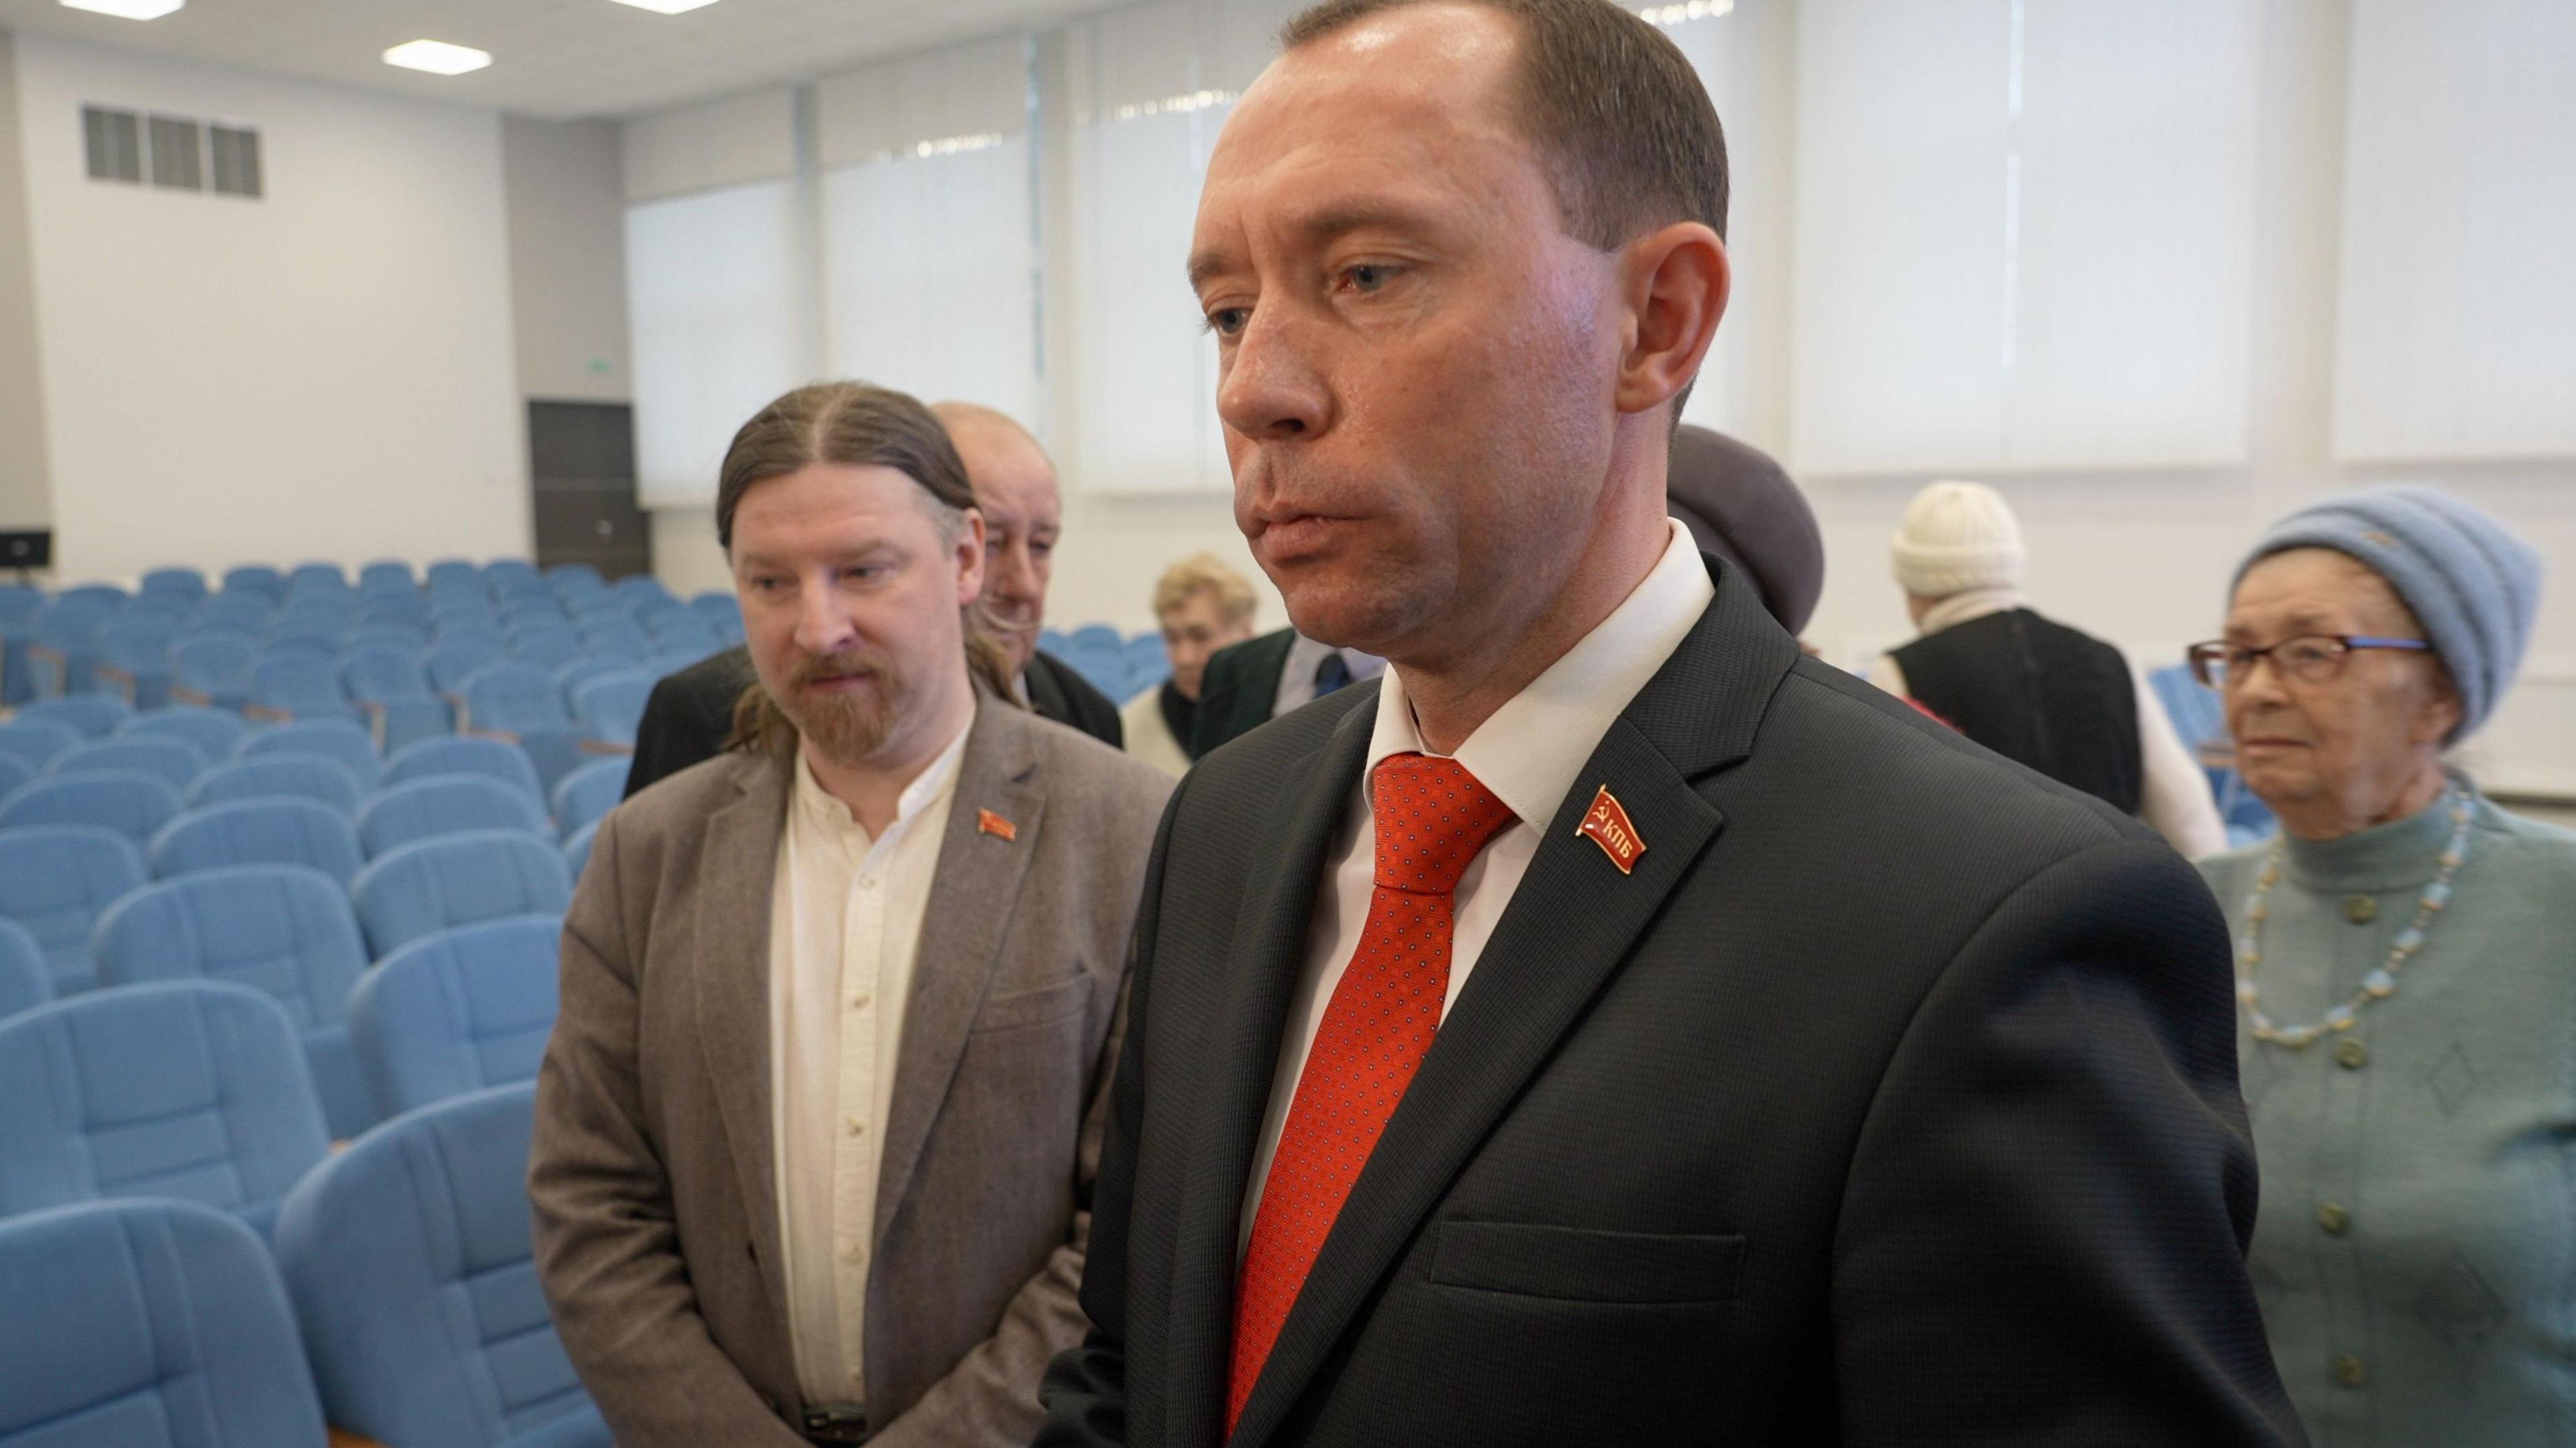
[977,808,1018,842]
[1576,785,1645,875]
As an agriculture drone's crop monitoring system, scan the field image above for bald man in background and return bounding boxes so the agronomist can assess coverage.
[625,404,1122,797]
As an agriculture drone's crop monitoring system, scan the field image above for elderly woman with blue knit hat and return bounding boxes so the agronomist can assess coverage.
[2193,485,2573,1445]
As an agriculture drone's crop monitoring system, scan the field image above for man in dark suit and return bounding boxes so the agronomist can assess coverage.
[626,406,1120,797]
[1037,3,2302,1446]
[1184,628,1379,759]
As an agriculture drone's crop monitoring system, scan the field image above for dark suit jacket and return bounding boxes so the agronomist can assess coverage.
[625,646,1121,799]
[1184,628,1296,761]
[1039,557,2303,1448]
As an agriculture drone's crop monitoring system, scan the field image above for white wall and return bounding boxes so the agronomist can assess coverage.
[503,114,631,404]
[12,34,527,584]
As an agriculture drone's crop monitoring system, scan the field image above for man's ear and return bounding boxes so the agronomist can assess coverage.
[1613,221,1729,419]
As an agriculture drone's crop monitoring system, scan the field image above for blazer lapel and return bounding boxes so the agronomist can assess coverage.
[873,700,1044,1249]
[1230,559,1800,1448]
[1165,687,1379,1447]
[692,752,794,1310]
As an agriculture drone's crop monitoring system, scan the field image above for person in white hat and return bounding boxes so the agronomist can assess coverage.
[1874,480,2226,856]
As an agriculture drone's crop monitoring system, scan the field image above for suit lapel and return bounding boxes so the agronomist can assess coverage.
[1230,559,1800,1448]
[873,700,1044,1249]
[691,752,794,1311]
[1165,687,1379,1446]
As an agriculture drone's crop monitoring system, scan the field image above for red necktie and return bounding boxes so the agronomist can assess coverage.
[1228,752,1517,1433]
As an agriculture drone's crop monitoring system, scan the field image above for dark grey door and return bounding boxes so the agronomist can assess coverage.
[528,400,651,580]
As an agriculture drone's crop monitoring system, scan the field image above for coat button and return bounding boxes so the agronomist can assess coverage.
[2344,895,2379,924]
[2334,1039,2369,1069]
[2332,1354,2367,1388]
[2317,1203,2351,1235]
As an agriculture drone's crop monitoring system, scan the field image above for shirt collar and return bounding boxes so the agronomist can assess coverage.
[1366,518,1714,830]
[792,716,971,844]
[1915,586,2027,636]
[1285,632,1388,682]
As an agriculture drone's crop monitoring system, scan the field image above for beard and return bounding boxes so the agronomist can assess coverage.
[770,647,905,768]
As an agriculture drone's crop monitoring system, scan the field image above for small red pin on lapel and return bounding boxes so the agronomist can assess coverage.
[977,807,1018,842]
[1577,785,1645,875]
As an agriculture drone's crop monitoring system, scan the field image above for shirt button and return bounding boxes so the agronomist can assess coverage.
[2317,1203,2351,1236]
[2331,1354,2366,1388]
[841,1243,865,1266]
[2344,895,2378,924]
[2334,1038,2369,1070]
[845,1117,866,1137]
[859,876,879,891]
[849,991,871,1011]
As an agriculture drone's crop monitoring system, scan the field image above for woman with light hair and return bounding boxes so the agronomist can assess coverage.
[1124,553,1258,777]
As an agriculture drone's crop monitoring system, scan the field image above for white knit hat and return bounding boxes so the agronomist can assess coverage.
[1890,480,2025,597]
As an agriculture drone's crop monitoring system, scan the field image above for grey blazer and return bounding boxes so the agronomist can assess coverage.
[532,698,1173,1447]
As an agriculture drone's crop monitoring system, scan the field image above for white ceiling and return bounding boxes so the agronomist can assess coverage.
[0,0,1120,119]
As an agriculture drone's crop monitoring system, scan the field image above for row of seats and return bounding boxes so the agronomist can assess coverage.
[1040,622,1173,705]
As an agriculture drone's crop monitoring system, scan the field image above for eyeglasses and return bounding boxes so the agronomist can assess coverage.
[2186,634,2430,689]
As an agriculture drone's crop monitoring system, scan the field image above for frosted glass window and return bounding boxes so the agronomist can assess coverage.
[822,138,1039,426]
[1656,4,1768,435]
[2332,0,2576,461]
[626,179,804,509]
[1790,0,2258,475]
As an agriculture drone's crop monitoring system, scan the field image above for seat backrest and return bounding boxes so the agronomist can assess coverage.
[237,719,378,787]
[16,693,133,740]
[384,735,544,803]
[220,565,284,599]
[462,661,577,736]
[350,832,573,958]
[507,627,582,669]
[571,669,655,747]
[285,563,346,593]
[0,769,184,843]
[274,1082,596,1448]
[52,736,207,792]
[425,560,479,588]
[348,916,561,1117]
[0,718,82,771]
[171,629,259,692]
[0,981,329,1235]
[0,917,50,1021]
[0,753,28,799]
[187,753,367,816]
[0,826,146,995]
[343,645,433,704]
[358,773,549,856]
[360,561,416,591]
[95,618,178,673]
[93,867,367,1039]
[0,1198,329,1448]
[121,706,250,760]
[150,798,366,885]
[428,639,505,694]
[550,758,627,839]
[249,652,351,717]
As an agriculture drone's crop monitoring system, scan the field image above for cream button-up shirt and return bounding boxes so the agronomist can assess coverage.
[769,724,969,1407]
[1240,519,1715,1247]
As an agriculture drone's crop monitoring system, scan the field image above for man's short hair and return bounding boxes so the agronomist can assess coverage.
[1280,0,1728,249]
[1152,553,1258,628]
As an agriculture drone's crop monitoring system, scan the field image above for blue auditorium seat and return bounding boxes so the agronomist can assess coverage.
[26,596,115,695]
[457,662,589,791]
[93,865,376,1137]
[560,820,598,885]
[0,769,184,843]
[430,638,507,695]
[274,1083,610,1448]
[285,563,347,595]
[0,587,43,706]
[343,644,453,753]
[644,617,722,660]
[358,775,549,857]
[237,718,380,788]
[248,651,360,722]
[353,622,431,652]
[0,753,27,798]
[14,692,133,739]
[151,798,366,886]
[426,559,480,589]
[221,565,286,600]
[138,566,209,601]
[545,561,605,592]
[576,621,653,662]
[0,1199,331,1447]
[611,574,669,606]
[360,560,417,592]
[350,831,573,959]
[91,616,178,709]
[0,981,329,1235]
[348,915,561,1117]
[385,734,545,804]
[186,754,368,816]
[1067,622,1122,652]
[54,584,128,609]
[51,736,207,792]
[193,592,275,634]
[121,704,252,761]
[0,717,80,771]
[0,825,144,995]
[483,559,541,588]
[2147,663,2277,848]
[170,628,259,710]
[0,917,50,1020]
[508,626,584,669]
[550,758,626,840]
[570,668,654,749]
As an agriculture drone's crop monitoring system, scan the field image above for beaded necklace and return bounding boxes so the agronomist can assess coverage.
[2237,787,2474,1050]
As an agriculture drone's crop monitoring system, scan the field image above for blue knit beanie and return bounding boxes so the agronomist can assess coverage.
[2235,486,2544,742]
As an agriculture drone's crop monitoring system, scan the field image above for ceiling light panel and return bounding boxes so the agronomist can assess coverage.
[382,39,494,75]
[59,0,184,19]
[606,0,723,13]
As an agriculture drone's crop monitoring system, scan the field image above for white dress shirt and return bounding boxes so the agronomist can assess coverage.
[770,724,969,1406]
[1240,519,1714,1247]
[1273,634,1388,718]
[1870,588,2228,858]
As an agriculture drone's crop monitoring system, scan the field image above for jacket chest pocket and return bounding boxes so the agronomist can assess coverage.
[1430,1220,1746,1304]
[969,970,1092,1035]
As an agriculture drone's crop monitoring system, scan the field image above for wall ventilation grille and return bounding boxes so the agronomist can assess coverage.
[81,104,260,199]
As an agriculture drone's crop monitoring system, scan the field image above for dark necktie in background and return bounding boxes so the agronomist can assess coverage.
[1313,651,1352,698]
